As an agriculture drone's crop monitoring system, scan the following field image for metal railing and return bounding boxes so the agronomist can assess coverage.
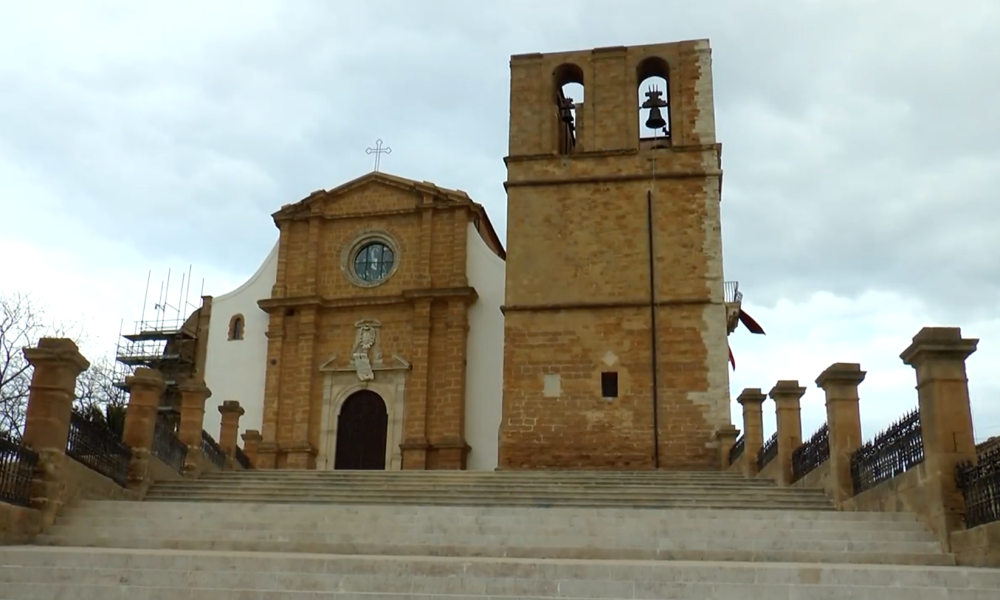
[200,430,226,470]
[792,423,830,483]
[729,434,745,465]
[957,446,1000,528]
[235,446,251,469]
[850,408,923,495]
[724,281,742,304]
[66,410,132,487]
[0,436,38,507]
[757,432,778,471]
[151,417,187,473]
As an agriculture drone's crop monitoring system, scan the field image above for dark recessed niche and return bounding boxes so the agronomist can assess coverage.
[601,372,619,399]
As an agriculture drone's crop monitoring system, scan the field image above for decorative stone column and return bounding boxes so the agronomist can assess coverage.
[177,378,211,477]
[714,424,740,471]
[401,299,433,470]
[121,368,166,492]
[737,388,767,477]
[218,400,245,468]
[241,429,262,468]
[900,326,979,548]
[20,338,90,524]
[770,380,806,487]
[816,362,866,505]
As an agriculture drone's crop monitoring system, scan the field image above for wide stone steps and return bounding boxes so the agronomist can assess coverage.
[192,470,781,484]
[16,471,988,597]
[2,546,996,600]
[35,501,953,566]
[143,470,834,509]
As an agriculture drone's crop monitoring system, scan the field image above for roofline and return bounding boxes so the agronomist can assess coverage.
[472,203,506,260]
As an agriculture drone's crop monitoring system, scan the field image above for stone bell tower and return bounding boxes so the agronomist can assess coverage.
[498,39,732,470]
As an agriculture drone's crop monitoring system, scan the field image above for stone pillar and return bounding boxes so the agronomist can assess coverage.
[177,379,211,477]
[714,424,740,471]
[218,400,245,467]
[121,368,166,492]
[241,429,262,468]
[287,306,317,470]
[401,299,432,469]
[770,380,806,487]
[816,362,866,505]
[900,326,979,548]
[737,388,767,477]
[20,338,89,523]
[432,298,471,470]
[21,339,90,451]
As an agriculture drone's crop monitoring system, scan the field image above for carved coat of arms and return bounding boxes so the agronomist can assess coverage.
[351,320,383,381]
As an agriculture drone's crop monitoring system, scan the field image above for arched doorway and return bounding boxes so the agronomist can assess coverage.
[334,390,388,470]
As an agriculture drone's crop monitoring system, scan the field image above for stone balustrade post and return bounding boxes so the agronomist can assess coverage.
[218,400,245,468]
[714,424,740,471]
[737,388,767,477]
[177,379,211,477]
[770,380,806,487]
[121,368,166,492]
[900,326,979,548]
[20,338,90,523]
[241,430,262,468]
[816,362,866,505]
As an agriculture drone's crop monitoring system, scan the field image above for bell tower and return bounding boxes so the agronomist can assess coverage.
[499,40,732,470]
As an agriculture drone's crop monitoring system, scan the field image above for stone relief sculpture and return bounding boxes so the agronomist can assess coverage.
[351,320,384,381]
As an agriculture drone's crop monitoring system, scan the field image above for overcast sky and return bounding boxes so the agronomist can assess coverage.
[2,0,998,443]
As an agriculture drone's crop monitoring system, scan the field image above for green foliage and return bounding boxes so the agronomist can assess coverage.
[73,401,126,442]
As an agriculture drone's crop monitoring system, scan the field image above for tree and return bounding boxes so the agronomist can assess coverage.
[74,355,128,440]
[0,291,97,440]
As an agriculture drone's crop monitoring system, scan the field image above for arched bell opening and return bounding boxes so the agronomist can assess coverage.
[636,56,671,148]
[553,63,585,155]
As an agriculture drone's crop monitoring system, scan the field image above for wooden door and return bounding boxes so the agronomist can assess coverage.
[334,390,388,470]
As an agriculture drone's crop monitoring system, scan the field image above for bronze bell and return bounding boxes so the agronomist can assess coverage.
[641,87,667,130]
[560,97,575,124]
[645,106,666,130]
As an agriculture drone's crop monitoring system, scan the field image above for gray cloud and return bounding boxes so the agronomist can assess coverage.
[1,0,996,323]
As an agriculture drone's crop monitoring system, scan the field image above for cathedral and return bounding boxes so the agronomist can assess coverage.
[196,39,734,472]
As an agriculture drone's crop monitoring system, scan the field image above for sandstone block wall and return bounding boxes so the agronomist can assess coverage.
[500,40,732,469]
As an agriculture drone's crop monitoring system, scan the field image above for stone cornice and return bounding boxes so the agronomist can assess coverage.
[257,287,479,313]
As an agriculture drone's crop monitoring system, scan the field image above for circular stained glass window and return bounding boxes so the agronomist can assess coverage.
[353,242,395,283]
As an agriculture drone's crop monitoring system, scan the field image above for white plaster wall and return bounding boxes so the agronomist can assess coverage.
[202,241,278,444]
[464,223,506,471]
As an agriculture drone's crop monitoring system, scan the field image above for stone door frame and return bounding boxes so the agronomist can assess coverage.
[315,355,409,471]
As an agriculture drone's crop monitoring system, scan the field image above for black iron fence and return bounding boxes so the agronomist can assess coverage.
[729,435,745,465]
[0,436,37,507]
[792,422,830,483]
[957,446,1000,529]
[151,417,187,473]
[235,446,251,469]
[757,432,778,471]
[850,408,923,495]
[66,410,132,487]
[201,430,227,470]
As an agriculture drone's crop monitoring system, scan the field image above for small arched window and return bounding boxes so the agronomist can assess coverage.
[228,314,245,341]
[553,63,585,155]
[636,56,671,145]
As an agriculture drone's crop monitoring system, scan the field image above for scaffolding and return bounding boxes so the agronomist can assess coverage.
[113,266,205,402]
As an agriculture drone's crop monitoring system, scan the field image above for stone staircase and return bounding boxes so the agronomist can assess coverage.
[143,469,835,509]
[2,470,998,599]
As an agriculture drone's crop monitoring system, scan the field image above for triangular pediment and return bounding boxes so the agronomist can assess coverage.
[318,354,412,373]
[273,171,473,221]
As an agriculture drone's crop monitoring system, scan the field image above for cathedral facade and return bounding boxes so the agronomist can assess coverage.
[200,38,733,471]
